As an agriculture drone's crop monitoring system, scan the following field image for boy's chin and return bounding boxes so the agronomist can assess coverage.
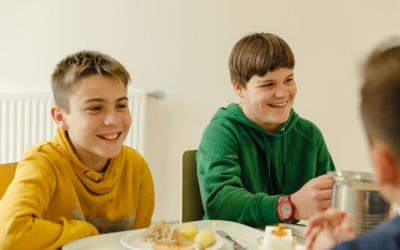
[270,115,290,125]
[98,148,123,159]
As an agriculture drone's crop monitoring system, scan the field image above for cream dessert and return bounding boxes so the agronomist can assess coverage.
[258,225,305,250]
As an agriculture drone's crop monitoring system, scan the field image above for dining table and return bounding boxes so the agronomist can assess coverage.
[62,220,306,250]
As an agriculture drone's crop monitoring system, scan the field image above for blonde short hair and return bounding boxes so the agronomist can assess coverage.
[51,51,130,113]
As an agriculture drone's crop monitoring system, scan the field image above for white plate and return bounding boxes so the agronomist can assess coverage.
[120,230,224,250]
[62,220,272,250]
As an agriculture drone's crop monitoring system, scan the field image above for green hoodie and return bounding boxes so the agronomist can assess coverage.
[197,103,335,228]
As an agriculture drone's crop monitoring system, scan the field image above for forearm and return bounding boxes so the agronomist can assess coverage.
[0,161,98,250]
[204,186,281,228]
[0,214,98,250]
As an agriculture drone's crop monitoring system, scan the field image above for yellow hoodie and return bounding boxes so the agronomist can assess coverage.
[0,128,155,250]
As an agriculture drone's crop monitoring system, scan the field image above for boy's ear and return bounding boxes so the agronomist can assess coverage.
[370,142,399,187]
[233,81,244,98]
[51,106,69,131]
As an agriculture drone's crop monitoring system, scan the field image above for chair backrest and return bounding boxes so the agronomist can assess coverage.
[0,162,18,200]
[180,150,205,223]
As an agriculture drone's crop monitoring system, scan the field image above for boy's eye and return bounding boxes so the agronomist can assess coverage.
[262,83,273,87]
[88,106,102,111]
[285,78,293,83]
[117,104,128,109]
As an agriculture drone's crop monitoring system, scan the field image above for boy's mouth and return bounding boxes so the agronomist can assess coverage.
[97,132,121,140]
[268,100,289,108]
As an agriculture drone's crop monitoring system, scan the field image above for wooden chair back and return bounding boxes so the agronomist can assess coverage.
[0,162,18,200]
[180,150,205,223]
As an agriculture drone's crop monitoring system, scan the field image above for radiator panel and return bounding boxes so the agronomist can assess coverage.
[0,90,146,163]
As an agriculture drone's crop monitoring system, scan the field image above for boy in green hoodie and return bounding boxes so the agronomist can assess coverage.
[197,33,335,228]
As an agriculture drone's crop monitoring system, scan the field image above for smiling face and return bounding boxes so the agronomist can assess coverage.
[234,67,297,133]
[52,75,131,171]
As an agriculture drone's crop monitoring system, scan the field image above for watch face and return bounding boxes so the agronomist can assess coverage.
[281,204,291,216]
[278,201,293,219]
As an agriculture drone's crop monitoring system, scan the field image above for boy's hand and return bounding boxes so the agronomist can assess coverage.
[290,175,333,220]
[304,208,355,250]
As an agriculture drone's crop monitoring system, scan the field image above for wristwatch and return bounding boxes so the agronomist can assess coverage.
[277,195,299,224]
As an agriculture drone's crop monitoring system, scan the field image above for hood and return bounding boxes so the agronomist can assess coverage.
[211,103,299,136]
[55,127,123,195]
[211,103,300,194]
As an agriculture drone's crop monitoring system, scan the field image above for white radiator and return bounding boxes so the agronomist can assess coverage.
[0,89,147,164]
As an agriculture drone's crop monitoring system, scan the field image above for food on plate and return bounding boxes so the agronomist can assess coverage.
[259,225,300,250]
[177,224,199,239]
[152,242,205,250]
[143,221,205,250]
[144,220,186,245]
[194,230,215,247]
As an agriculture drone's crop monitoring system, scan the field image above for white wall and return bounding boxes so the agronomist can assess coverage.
[0,0,399,223]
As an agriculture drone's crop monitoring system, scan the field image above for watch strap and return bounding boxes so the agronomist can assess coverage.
[278,195,299,224]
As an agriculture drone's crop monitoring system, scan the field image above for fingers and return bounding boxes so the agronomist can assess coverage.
[306,222,336,250]
[318,189,332,200]
[313,174,331,181]
[318,200,332,211]
[308,175,333,190]
[305,225,321,249]
[312,223,337,250]
[315,178,333,190]
[342,213,354,230]
[305,209,344,236]
[339,213,355,242]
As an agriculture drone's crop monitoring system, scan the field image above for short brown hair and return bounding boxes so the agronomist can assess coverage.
[228,33,295,87]
[361,38,400,160]
[51,51,130,113]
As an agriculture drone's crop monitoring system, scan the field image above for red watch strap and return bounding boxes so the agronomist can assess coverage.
[278,195,299,224]
[280,195,290,202]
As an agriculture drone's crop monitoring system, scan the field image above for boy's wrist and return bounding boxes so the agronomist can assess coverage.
[277,196,284,221]
[290,193,301,221]
[277,195,299,223]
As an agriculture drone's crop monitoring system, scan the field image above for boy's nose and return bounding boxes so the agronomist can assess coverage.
[104,111,119,126]
[274,85,288,98]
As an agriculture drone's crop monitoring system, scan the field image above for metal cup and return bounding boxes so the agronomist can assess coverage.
[328,171,395,237]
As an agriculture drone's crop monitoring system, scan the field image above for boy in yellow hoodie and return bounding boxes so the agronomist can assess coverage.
[0,51,155,250]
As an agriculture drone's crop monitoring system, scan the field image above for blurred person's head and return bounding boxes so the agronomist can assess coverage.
[360,38,400,202]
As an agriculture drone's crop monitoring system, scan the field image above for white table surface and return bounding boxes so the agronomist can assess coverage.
[62,220,305,250]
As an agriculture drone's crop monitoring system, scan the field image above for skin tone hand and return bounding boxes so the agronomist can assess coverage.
[290,175,333,220]
[304,208,355,250]
[307,222,337,250]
